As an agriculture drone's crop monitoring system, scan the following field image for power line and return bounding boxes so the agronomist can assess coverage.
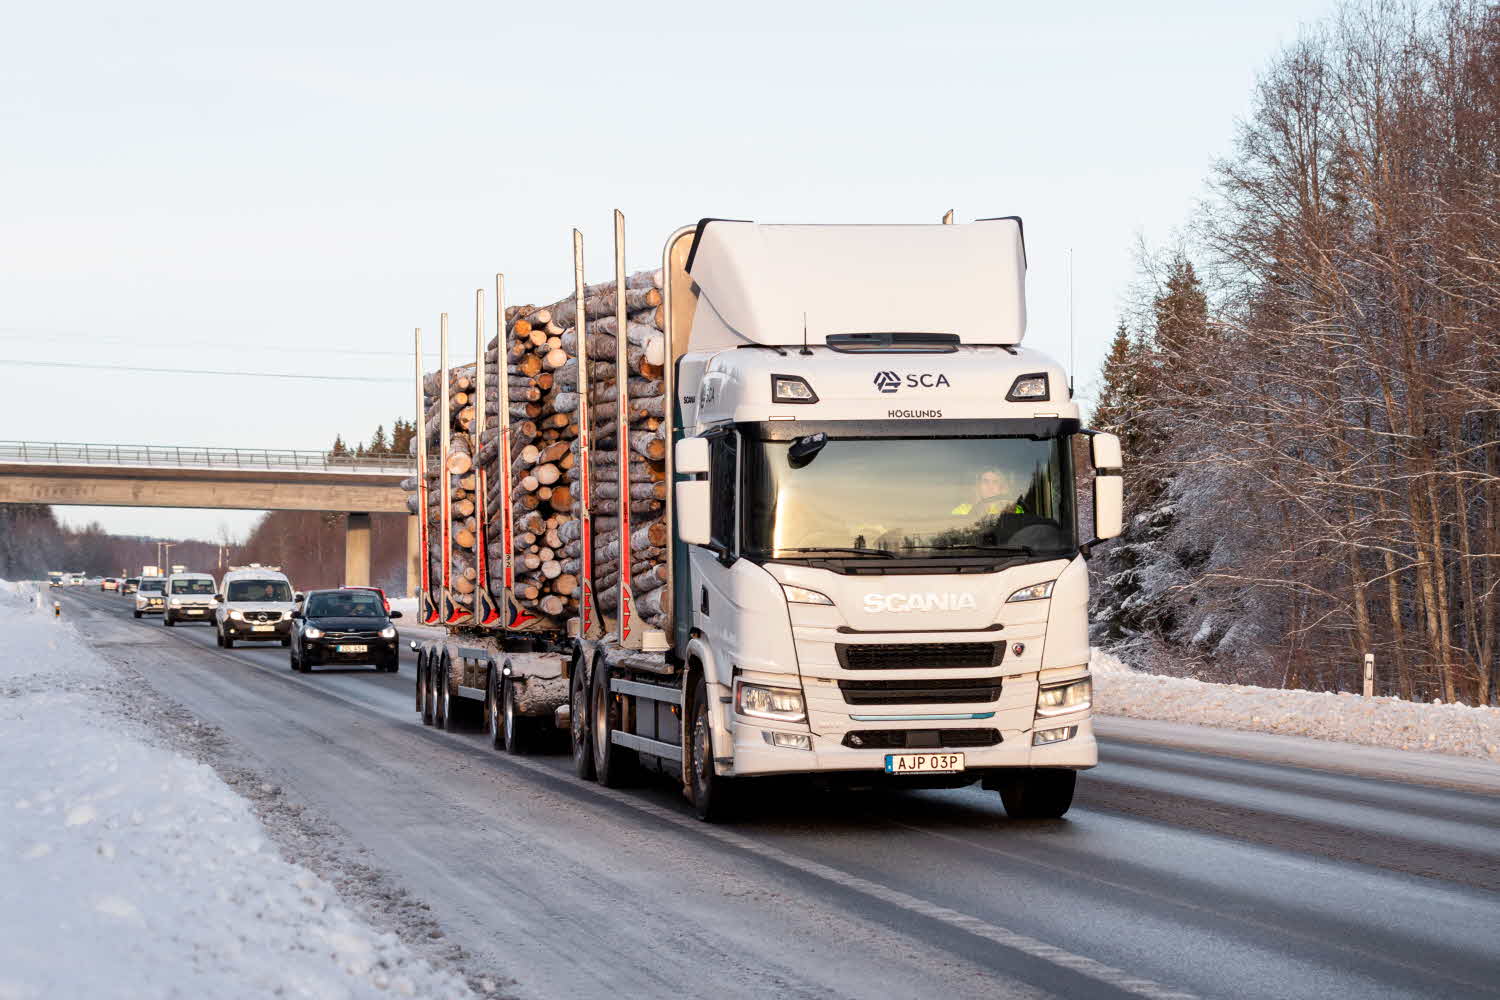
[0,358,409,383]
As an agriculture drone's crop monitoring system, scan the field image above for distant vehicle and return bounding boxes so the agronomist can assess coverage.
[123,578,140,594]
[48,572,63,587]
[342,585,390,614]
[162,572,217,626]
[214,566,298,649]
[170,564,187,575]
[141,565,161,578]
[66,573,85,586]
[134,577,167,618]
[289,588,401,673]
[101,578,119,592]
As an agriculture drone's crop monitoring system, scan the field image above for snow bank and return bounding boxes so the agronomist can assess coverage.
[1091,647,1500,763]
[0,581,474,1000]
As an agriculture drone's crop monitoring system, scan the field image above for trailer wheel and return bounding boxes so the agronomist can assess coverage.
[486,664,503,749]
[502,676,532,755]
[570,656,595,780]
[592,659,636,787]
[997,769,1076,820]
[688,674,736,822]
[419,655,435,725]
[435,653,451,730]
[416,652,426,714]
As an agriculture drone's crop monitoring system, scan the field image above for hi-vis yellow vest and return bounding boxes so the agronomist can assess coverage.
[952,500,1026,516]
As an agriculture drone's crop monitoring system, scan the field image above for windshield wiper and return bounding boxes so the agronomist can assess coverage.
[775,547,897,558]
[934,544,1037,557]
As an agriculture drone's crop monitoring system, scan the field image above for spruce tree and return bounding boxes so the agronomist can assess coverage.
[368,425,389,457]
[330,435,349,458]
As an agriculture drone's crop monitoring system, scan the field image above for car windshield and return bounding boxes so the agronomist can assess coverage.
[227,580,292,602]
[139,579,164,592]
[306,592,385,618]
[742,433,1076,561]
[171,579,215,594]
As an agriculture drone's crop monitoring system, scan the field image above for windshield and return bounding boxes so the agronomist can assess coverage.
[171,579,214,595]
[227,580,292,602]
[306,591,385,618]
[139,579,165,592]
[742,434,1076,561]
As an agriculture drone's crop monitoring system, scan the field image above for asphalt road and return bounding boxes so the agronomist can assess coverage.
[60,588,1500,1000]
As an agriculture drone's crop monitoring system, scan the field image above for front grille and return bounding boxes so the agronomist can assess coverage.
[323,630,382,641]
[245,611,282,622]
[842,728,1001,750]
[838,675,1003,705]
[837,642,1003,670]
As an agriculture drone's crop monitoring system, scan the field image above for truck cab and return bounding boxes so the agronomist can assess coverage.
[665,219,1123,814]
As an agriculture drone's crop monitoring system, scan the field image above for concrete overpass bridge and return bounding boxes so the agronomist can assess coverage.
[0,441,416,590]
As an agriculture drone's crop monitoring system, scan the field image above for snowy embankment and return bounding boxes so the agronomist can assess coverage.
[1092,648,1500,763]
[0,581,473,1000]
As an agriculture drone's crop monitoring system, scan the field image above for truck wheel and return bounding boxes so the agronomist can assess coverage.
[997,769,1076,820]
[592,660,636,787]
[419,656,434,725]
[688,674,735,822]
[502,678,532,755]
[570,657,595,781]
[486,665,503,749]
[435,654,451,730]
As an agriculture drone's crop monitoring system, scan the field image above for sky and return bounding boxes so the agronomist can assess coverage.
[1,0,1336,541]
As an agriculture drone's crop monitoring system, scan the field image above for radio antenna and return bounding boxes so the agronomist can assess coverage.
[800,312,812,356]
[1067,248,1076,398]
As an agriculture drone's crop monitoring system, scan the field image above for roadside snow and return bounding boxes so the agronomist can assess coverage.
[0,581,474,1000]
[1091,648,1500,763]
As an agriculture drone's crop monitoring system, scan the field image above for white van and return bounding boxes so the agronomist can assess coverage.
[214,565,298,648]
[162,572,217,626]
[134,576,167,618]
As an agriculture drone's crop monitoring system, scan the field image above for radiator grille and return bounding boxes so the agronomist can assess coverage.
[837,675,1003,705]
[837,642,1003,671]
[842,728,1001,750]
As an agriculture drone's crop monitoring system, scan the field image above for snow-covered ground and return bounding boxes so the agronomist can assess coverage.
[0,581,475,1000]
[1092,648,1500,763]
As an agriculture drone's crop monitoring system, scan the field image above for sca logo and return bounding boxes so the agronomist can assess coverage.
[873,371,952,394]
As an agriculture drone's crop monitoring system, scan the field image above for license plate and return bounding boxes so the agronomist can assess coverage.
[252,625,274,632]
[885,752,965,774]
[185,609,204,614]
[336,644,368,653]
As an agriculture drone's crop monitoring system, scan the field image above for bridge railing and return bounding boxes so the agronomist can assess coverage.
[0,441,415,475]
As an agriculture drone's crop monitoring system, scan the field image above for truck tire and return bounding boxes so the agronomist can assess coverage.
[502,678,533,755]
[688,674,735,823]
[419,656,435,725]
[486,665,503,749]
[997,769,1076,820]
[570,657,595,781]
[435,653,451,730]
[592,659,637,787]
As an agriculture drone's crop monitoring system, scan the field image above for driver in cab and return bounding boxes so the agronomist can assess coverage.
[952,468,1027,517]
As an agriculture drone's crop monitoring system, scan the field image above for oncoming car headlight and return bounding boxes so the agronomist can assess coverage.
[303,626,324,639]
[228,610,245,621]
[1006,581,1055,603]
[735,682,807,723]
[1036,676,1091,717]
[379,626,397,639]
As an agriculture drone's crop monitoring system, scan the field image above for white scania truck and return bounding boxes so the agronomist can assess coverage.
[410,215,1123,821]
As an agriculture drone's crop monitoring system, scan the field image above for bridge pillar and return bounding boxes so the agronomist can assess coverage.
[406,513,420,598]
[345,512,371,587]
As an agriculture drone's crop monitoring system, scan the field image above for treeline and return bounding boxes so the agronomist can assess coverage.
[328,419,417,459]
[0,505,225,579]
[1091,1,1500,706]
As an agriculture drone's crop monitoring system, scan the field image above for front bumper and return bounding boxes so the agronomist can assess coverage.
[224,619,292,639]
[169,605,215,619]
[137,602,165,614]
[727,713,1095,778]
[302,637,398,665]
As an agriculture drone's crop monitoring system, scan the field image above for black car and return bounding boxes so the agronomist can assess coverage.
[289,588,401,673]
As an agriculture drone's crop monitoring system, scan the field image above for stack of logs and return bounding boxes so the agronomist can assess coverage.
[405,269,671,632]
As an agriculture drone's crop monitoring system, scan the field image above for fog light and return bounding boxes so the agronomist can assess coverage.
[762,731,812,750]
[1033,726,1078,746]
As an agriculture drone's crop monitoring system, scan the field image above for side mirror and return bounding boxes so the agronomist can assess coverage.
[675,481,712,546]
[290,610,304,620]
[1091,431,1122,471]
[676,437,709,475]
[293,592,304,602]
[1090,431,1123,541]
[389,610,403,619]
[214,593,224,602]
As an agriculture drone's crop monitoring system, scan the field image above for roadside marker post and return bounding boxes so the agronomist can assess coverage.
[1363,653,1375,697]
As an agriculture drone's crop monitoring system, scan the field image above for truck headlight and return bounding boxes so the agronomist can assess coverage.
[1006,581,1054,603]
[379,626,397,638]
[781,584,833,606]
[228,610,245,621]
[771,375,818,404]
[303,626,324,639]
[735,682,806,722]
[1036,676,1091,717]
